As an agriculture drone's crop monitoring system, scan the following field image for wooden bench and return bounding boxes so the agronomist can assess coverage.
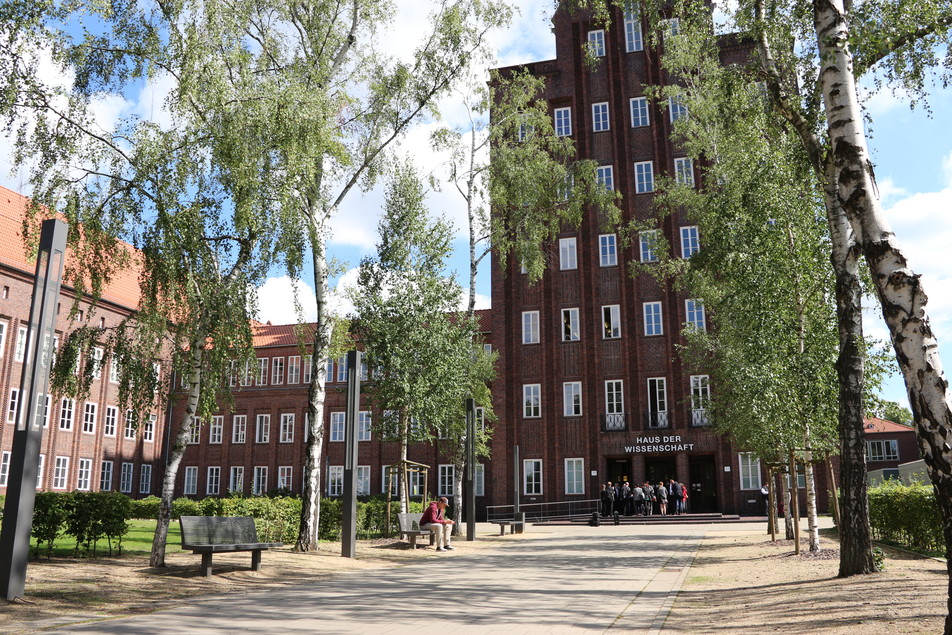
[490,520,525,536]
[179,516,283,577]
[397,512,436,549]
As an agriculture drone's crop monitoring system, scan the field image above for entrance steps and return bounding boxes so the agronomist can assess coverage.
[536,512,762,526]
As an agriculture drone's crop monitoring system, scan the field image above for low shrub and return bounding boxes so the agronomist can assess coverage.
[868,480,943,554]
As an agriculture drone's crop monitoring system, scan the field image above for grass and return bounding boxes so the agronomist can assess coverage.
[30,519,184,559]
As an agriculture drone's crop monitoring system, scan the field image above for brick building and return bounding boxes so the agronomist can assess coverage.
[0,185,167,497]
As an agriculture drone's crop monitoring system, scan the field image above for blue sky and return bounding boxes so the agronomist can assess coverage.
[2,0,949,409]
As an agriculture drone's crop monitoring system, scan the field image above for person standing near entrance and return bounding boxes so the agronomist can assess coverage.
[601,483,614,517]
[655,482,668,515]
[669,479,684,515]
[680,482,689,514]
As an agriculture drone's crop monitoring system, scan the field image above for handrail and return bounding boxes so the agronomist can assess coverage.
[486,498,599,522]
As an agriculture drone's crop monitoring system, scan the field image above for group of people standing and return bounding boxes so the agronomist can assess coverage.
[600,479,688,517]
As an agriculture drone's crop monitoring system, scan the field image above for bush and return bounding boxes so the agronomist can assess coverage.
[171,497,201,518]
[868,480,943,554]
[130,495,162,520]
[31,492,69,558]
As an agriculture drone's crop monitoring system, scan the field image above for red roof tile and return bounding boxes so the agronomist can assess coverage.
[864,417,915,434]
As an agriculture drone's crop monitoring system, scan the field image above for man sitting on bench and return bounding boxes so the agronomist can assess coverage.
[420,496,455,552]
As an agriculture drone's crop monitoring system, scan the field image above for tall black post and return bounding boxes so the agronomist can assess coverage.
[513,444,520,514]
[341,350,361,558]
[465,398,476,541]
[0,219,68,600]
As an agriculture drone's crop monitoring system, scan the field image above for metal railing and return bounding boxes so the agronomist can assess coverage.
[690,408,711,427]
[486,498,599,523]
[645,410,670,429]
[601,412,626,431]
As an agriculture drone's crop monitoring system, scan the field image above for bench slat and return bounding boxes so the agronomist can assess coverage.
[178,516,283,576]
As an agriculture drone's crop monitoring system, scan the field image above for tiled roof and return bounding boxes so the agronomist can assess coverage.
[864,417,915,434]
[0,185,142,310]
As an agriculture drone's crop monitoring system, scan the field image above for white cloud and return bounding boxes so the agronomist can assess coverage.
[943,152,952,188]
[254,272,358,326]
[874,176,906,205]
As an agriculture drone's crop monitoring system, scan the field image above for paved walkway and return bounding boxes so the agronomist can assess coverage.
[45,523,714,634]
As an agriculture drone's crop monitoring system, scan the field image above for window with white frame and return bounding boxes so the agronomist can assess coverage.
[36,454,45,489]
[630,97,650,127]
[187,422,200,444]
[232,415,247,443]
[634,161,655,193]
[124,410,136,439]
[328,465,344,496]
[59,398,74,431]
[523,384,541,418]
[330,412,345,442]
[663,17,681,37]
[227,360,237,387]
[681,226,700,258]
[103,405,117,436]
[624,9,643,52]
[278,413,294,443]
[691,375,711,426]
[288,356,301,384]
[229,466,244,493]
[82,402,97,434]
[562,308,580,342]
[358,411,372,441]
[205,466,220,495]
[271,357,284,385]
[183,466,198,495]
[99,460,113,491]
[644,302,663,336]
[559,237,578,270]
[563,382,582,416]
[867,439,900,462]
[596,165,614,190]
[475,406,486,434]
[91,347,103,379]
[599,234,618,267]
[602,304,621,339]
[439,464,455,497]
[647,377,668,428]
[685,299,706,331]
[674,157,695,186]
[119,462,134,493]
[255,414,270,443]
[559,173,574,200]
[74,457,92,491]
[475,463,485,496]
[37,394,50,429]
[336,355,348,382]
[241,360,253,386]
[639,230,658,262]
[277,465,293,491]
[554,107,572,136]
[253,358,267,385]
[669,95,688,122]
[382,466,398,496]
[565,458,584,495]
[209,415,223,444]
[0,320,6,358]
[7,389,18,424]
[51,456,69,489]
[0,451,10,487]
[522,311,540,345]
[739,453,761,490]
[606,380,624,415]
[15,326,28,363]
[587,29,605,56]
[253,466,268,495]
[524,459,542,495]
[109,356,120,383]
[592,102,610,131]
[139,464,152,494]
[360,360,369,381]
[303,355,312,383]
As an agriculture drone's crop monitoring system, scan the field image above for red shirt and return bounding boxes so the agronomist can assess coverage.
[420,502,445,525]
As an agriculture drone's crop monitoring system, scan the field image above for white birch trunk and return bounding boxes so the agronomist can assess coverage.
[803,456,820,552]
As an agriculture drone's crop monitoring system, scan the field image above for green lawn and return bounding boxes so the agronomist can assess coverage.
[30,519,184,559]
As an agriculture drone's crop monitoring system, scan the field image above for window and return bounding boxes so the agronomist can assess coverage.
[271,357,284,385]
[241,360,253,386]
[475,464,485,497]
[103,406,117,436]
[52,456,69,489]
[232,415,247,443]
[592,102,610,131]
[382,466,398,496]
[674,157,695,186]
[139,464,152,494]
[0,451,9,487]
[669,95,688,122]
[255,414,270,443]
[288,356,301,384]
[606,380,624,415]
[330,412,345,442]
[328,465,344,497]
[36,394,50,429]
[358,411,372,441]
[686,299,706,331]
[640,231,659,262]
[124,410,136,439]
[554,107,572,137]
[82,402,97,434]
[204,467,220,495]
[517,121,533,142]
[681,226,700,258]
[664,17,681,37]
[602,305,621,339]
[691,375,711,426]
[565,458,584,495]
[739,453,762,490]
[210,415,223,444]
[0,320,6,358]
[587,29,605,57]
[7,389,18,424]
[596,165,614,190]
[867,439,900,462]
[523,384,541,418]
[336,355,348,382]
[439,464,455,497]
[187,422,200,444]
[524,459,542,495]
[277,465,293,491]
[109,357,120,383]
[255,358,268,385]
[119,462,134,493]
[99,460,113,491]
[253,466,268,495]
[644,302,663,336]
[562,308,580,342]
[624,9,643,52]
[475,407,486,433]
[522,311,540,345]
[59,398,75,431]
[634,161,655,193]
[15,326,28,362]
[563,382,582,416]
[229,466,244,493]
[647,378,668,428]
[36,455,45,489]
[91,347,104,379]
[278,413,294,443]
[559,237,578,270]
[303,355,312,383]
[183,466,198,495]
[599,234,617,267]
[630,97,650,127]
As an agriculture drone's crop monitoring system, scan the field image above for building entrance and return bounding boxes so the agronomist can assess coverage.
[607,458,630,486]
[688,455,718,513]
[644,457,677,486]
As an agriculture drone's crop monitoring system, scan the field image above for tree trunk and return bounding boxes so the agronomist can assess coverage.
[827,457,841,528]
[452,456,465,537]
[399,409,409,515]
[803,457,820,552]
[781,464,794,540]
[814,0,952,601]
[150,346,203,567]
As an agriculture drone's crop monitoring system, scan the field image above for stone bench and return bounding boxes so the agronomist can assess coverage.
[397,512,436,549]
[490,520,525,536]
[179,515,283,577]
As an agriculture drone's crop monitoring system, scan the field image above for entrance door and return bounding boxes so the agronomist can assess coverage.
[644,457,677,487]
[607,458,630,486]
[688,455,718,513]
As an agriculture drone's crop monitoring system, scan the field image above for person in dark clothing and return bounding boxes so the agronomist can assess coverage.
[643,482,655,516]
[669,479,684,515]
[600,483,614,517]
[621,482,633,516]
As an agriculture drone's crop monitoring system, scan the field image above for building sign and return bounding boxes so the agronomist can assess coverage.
[625,435,696,453]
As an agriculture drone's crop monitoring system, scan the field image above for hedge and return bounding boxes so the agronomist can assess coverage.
[868,480,944,554]
[31,491,131,558]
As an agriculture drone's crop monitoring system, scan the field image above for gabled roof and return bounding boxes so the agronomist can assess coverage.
[864,417,915,434]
